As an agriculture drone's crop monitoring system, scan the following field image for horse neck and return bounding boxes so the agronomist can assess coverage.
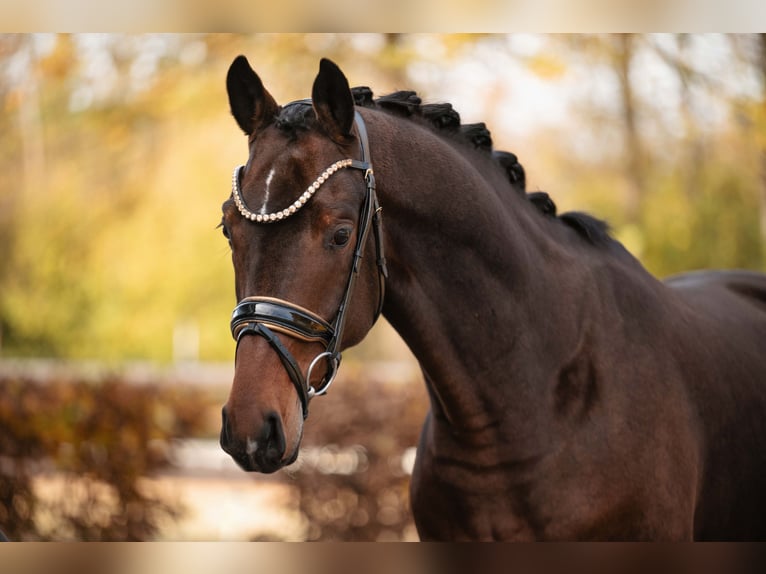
[365,110,603,431]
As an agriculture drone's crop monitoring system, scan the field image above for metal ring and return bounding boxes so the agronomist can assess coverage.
[306,351,340,398]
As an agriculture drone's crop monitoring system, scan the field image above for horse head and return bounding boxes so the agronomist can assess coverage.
[219,56,385,473]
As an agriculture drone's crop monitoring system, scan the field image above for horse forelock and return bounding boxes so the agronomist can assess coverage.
[274,101,315,139]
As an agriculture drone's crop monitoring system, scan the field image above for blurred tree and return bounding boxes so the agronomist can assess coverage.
[0,34,762,361]
[614,34,645,223]
[0,34,216,358]
[671,35,706,201]
[0,34,414,360]
[551,34,764,275]
[648,34,764,274]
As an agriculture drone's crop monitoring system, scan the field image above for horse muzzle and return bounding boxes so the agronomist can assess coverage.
[220,406,298,473]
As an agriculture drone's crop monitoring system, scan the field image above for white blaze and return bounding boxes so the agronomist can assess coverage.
[259,168,275,214]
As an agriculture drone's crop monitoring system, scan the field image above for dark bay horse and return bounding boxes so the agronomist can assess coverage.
[218,55,766,540]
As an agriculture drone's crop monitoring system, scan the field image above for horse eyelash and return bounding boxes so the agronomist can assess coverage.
[216,220,230,239]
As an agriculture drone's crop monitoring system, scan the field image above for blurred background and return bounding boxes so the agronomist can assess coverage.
[0,33,764,541]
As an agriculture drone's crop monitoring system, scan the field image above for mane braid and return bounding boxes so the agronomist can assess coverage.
[351,86,374,107]
[493,151,526,193]
[460,123,493,152]
[558,211,612,247]
[421,103,461,132]
[375,91,422,116]
[528,192,557,216]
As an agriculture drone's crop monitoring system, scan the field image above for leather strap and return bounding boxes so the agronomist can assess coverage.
[231,298,334,344]
[236,323,310,419]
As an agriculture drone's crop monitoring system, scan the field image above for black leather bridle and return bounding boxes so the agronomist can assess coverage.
[229,106,387,419]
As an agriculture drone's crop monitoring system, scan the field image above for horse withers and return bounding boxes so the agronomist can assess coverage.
[217,55,766,540]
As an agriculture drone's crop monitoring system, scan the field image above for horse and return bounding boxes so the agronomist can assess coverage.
[217,55,766,540]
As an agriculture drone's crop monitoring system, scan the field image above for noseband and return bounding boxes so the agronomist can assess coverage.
[229,106,387,419]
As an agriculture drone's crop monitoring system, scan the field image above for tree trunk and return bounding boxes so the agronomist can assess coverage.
[615,34,644,223]
[17,35,46,199]
[675,34,705,200]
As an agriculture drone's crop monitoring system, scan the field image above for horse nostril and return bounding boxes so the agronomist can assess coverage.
[261,412,286,465]
[220,406,232,451]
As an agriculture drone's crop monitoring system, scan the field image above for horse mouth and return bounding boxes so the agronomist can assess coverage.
[221,439,300,474]
[223,448,282,474]
[247,455,283,474]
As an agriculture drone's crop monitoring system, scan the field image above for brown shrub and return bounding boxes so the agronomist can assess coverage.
[0,375,212,540]
[284,372,429,541]
[0,366,431,541]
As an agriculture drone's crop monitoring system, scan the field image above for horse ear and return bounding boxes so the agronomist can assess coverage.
[312,58,355,142]
[226,55,279,136]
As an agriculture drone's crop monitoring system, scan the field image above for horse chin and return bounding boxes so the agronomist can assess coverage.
[229,445,300,474]
[260,445,300,474]
[284,446,300,467]
[252,458,283,475]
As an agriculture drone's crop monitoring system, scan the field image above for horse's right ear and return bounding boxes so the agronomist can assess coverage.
[312,58,355,143]
[226,55,279,136]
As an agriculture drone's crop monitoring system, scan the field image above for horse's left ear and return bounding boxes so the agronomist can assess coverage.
[312,59,355,142]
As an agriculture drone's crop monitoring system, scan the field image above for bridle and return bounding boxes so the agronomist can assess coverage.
[229,104,387,420]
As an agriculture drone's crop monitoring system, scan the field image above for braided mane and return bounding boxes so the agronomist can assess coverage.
[274,87,612,247]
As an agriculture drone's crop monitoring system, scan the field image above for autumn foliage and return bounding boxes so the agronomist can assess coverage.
[0,368,429,541]
[0,374,210,540]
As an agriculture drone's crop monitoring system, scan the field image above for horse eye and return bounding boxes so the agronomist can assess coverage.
[333,228,351,246]
[218,222,232,247]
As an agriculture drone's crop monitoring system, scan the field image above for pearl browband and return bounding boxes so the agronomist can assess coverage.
[231,158,362,223]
